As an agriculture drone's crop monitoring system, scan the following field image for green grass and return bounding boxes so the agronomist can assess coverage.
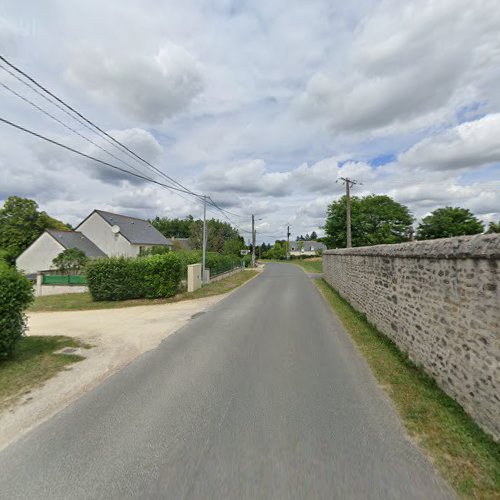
[315,278,500,499]
[0,336,90,411]
[292,258,323,273]
[29,270,260,312]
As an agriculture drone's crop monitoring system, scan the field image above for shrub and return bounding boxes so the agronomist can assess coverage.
[52,248,88,274]
[175,250,202,278]
[142,253,182,299]
[86,253,182,301]
[242,254,252,267]
[0,262,34,357]
[86,256,143,301]
[139,246,171,257]
[205,252,240,276]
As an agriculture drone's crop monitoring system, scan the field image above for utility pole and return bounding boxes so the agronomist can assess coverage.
[286,225,291,259]
[338,177,359,248]
[251,214,256,268]
[202,195,207,284]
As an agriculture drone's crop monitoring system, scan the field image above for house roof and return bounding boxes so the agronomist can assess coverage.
[90,210,170,246]
[289,240,327,251]
[46,230,107,258]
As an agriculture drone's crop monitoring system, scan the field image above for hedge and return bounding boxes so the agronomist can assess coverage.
[86,253,182,301]
[0,262,34,357]
[205,252,240,276]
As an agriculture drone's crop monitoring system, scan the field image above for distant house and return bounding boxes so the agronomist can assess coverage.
[16,229,106,275]
[16,209,173,274]
[288,240,326,257]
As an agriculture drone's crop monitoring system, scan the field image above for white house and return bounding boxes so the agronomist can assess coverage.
[288,240,326,257]
[76,210,171,257]
[16,210,174,274]
[16,229,106,275]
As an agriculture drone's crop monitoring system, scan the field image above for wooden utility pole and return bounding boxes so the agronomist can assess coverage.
[251,214,256,268]
[338,177,359,248]
[286,225,291,259]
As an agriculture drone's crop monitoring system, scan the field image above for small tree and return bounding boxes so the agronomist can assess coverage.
[486,221,500,234]
[223,238,244,256]
[417,207,484,240]
[52,248,88,274]
[310,231,318,240]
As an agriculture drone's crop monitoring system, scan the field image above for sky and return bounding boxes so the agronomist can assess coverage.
[0,0,499,242]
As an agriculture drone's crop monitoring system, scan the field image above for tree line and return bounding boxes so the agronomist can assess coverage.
[0,196,247,266]
[323,194,498,249]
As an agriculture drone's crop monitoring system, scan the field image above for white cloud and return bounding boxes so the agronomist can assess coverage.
[399,114,500,171]
[66,43,204,124]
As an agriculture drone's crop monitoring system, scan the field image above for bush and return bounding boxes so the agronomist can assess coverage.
[0,262,33,357]
[205,252,240,276]
[175,250,202,278]
[139,246,171,257]
[86,253,182,301]
[86,257,143,301]
[242,254,253,267]
[141,253,182,299]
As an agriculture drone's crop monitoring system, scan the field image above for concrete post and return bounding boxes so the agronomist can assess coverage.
[36,272,43,297]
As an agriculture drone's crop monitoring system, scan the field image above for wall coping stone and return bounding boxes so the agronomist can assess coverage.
[323,233,500,260]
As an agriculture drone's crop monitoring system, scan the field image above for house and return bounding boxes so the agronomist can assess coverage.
[16,229,106,275]
[76,210,170,257]
[288,240,326,257]
[16,209,173,274]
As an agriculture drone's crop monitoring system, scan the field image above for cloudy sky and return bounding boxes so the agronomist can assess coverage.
[0,0,499,242]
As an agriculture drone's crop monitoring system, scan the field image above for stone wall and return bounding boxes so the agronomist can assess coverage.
[323,234,500,441]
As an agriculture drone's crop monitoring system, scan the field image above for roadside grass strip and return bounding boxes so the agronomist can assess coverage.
[292,259,323,274]
[315,278,500,499]
[0,336,90,411]
[29,270,259,312]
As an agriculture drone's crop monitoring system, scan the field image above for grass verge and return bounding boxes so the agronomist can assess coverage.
[29,270,260,312]
[315,278,500,499]
[0,336,90,411]
[292,258,323,274]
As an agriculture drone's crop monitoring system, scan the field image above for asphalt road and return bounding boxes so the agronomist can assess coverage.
[0,263,453,499]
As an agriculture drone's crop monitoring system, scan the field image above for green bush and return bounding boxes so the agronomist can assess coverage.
[0,262,34,357]
[139,246,171,257]
[142,253,182,299]
[86,253,182,301]
[242,254,252,267]
[175,250,202,278]
[86,257,143,301]
[205,252,240,276]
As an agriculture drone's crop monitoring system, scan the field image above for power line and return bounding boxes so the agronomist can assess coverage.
[0,116,196,195]
[0,54,255,232]
[0,55,202,200]
[0,79,161,183]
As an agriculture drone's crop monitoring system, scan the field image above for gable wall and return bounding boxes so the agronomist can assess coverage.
[16,233,65,274]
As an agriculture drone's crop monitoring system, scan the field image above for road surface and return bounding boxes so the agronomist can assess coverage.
[0,263,453,499]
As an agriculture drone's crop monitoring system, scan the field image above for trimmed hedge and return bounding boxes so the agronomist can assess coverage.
[205,252,240,276]
[0,262,34,357]
[86,253,182,301]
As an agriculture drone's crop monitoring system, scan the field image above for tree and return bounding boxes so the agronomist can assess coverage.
[416,207,484,240]
[223,238,244,256]
[324,194,413,248]
[150,216,193,238]
[189,218,242,253]
[310,231,318,240]
[263,241,287,260]
[52,248,88,274]
[486,221,500,234]
[0,196,68,264]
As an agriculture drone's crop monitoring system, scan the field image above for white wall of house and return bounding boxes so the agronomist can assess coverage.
[78,212,138,257]
[16,233,65,274]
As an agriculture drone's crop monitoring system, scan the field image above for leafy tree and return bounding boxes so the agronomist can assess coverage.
[416,207,484,240]
[52,248,88,274]
[223,238,244,256]
[310,231,318,240]
[150,216,193,238]
[324,194,413,248]
[0,196,68,264]
[486,221,500,234]
[189,218,242,253]
[263,241,287,260]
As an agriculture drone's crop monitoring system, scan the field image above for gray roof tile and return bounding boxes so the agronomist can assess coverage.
[46,230,107,258]
[93,210,170,246]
